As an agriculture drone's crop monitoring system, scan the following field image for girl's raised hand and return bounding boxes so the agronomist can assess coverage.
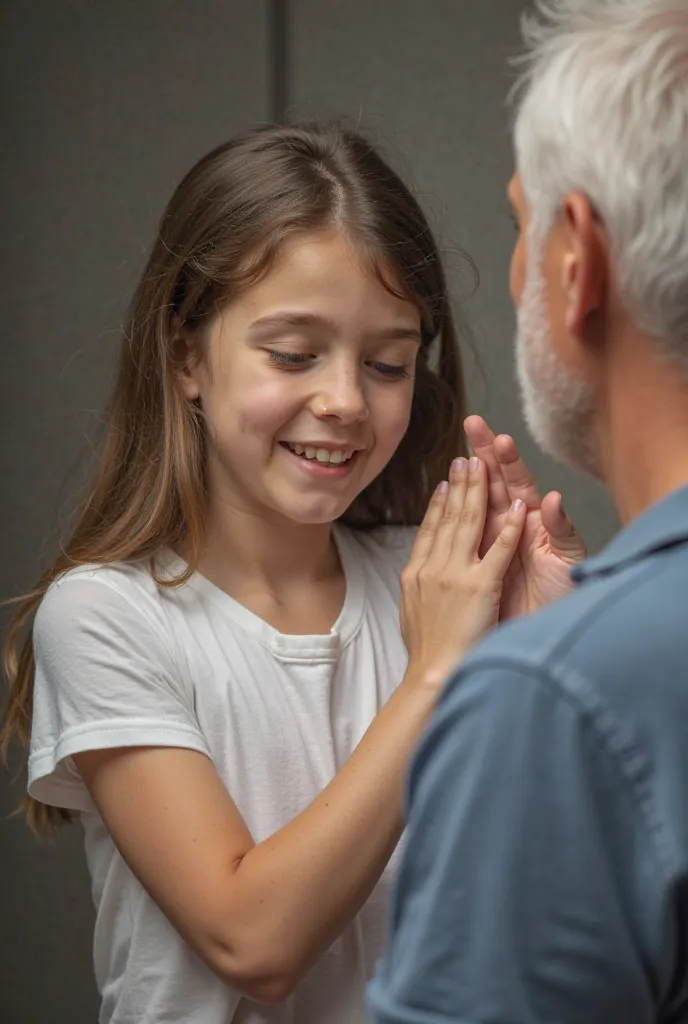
[400,456,527,688]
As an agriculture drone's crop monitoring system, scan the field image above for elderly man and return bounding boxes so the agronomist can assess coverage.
[369,1,688,1021]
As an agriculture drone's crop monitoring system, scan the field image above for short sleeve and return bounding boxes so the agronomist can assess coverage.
[368,659,659,1024]
[29,573,210,811]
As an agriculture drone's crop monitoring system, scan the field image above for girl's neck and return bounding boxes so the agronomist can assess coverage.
[191,500,341,601]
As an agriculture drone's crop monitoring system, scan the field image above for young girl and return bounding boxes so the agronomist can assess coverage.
[1,123,526,1024]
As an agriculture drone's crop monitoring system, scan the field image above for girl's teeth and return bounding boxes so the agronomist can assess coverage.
[285,442,355,464]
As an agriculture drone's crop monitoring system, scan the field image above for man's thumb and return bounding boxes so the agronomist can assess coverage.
[541,492,587,563]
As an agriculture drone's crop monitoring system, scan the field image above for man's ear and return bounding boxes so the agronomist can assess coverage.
[562,193,609,337]
[171,318,201,401]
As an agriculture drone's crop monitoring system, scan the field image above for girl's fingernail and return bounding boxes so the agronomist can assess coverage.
[469,457,479,473]
[513,499,524,512]
[452,458,465,474]
[437,480,450,495]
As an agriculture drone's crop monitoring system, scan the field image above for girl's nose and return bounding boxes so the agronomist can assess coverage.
[312,371,369,424]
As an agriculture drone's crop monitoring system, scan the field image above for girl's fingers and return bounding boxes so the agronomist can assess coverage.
[405,479,450,570]
[464,415,512,515]
[450,456,489,561]
[424,457,469,567]
[481,499,528,578]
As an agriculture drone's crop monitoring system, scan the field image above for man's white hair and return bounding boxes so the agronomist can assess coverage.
[513,1,688,365]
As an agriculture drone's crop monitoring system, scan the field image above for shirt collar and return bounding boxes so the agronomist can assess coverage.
[572,483,688,583]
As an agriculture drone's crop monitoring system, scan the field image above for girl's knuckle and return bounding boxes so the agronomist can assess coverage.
[417,566,432,585]
[400,567,416,588]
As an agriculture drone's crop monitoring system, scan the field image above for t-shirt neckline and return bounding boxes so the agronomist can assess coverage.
[158,525,366,660]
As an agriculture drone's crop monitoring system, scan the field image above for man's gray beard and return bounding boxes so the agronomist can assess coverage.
[515,243,601,479]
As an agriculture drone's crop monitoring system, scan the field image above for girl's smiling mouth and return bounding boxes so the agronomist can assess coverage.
[281,441,358,465]
[279,441,363,477]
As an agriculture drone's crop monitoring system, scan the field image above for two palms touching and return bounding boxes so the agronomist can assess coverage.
[464,416,587,619]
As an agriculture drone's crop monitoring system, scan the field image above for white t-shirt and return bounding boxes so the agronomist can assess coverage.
[28,524,415,1024]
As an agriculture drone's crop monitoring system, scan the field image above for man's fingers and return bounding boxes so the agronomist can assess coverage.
[481,499,528,578]
[493,433,542,508]
[464,414,496,451]
[464,415,511,514]
[540,491,587,563]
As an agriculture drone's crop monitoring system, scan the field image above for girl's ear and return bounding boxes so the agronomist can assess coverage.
[171,318,202,401]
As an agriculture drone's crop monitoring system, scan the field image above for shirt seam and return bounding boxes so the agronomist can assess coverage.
[29,720,210,780]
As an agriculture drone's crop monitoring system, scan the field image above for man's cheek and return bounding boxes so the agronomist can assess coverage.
[510,242,526,305]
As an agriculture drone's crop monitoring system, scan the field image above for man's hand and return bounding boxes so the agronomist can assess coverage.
[464,415,586,619]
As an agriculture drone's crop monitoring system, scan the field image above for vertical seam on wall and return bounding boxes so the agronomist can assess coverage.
[269,0,289,122]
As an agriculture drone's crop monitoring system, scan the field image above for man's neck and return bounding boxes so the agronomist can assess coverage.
[600,331,688,524]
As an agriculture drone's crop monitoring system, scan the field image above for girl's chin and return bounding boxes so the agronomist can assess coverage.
[266,487,360,526]
[277,503,351,526]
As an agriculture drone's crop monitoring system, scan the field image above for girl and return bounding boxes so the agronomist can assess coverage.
[1,123,526,1024]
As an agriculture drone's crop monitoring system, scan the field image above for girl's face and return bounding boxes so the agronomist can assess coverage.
[179,229,421,526]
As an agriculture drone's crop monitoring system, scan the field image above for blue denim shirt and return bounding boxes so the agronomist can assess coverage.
[368,485,688,1023]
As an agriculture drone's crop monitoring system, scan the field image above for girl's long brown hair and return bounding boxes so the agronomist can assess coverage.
[1,122,468,834]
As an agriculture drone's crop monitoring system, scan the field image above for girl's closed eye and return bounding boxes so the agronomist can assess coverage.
[266,351,410,380]
[267,351,313,368]
[369,361,411,380]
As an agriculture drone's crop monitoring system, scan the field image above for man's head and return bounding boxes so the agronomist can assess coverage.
[509,1,688,478]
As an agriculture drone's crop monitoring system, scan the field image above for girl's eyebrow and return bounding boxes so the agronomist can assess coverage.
[247,312,337,339]
[247,311,422,343]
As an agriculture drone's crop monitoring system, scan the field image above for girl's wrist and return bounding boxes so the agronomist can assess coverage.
[401,663,453,697]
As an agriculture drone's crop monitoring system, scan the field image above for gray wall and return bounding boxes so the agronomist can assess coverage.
[0,2,617,1020]
[0,4,269,1020]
